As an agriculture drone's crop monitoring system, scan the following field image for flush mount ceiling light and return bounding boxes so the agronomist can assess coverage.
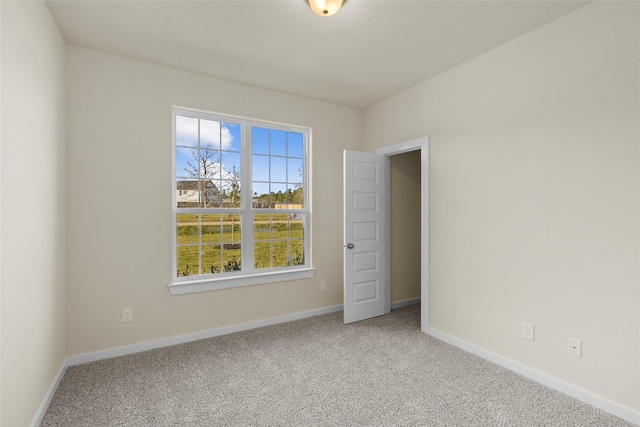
[308,0,344,17]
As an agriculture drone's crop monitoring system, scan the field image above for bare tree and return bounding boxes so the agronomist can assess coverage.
[184,144,221,207]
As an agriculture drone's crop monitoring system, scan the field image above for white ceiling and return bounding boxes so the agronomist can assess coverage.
[46,0,588,108]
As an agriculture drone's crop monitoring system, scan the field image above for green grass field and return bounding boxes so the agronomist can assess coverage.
[176,214,304,276]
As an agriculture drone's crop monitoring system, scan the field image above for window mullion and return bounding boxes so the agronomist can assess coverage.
[303,130,310,269]
[197,120,203,275]
[242,123,254,273]
[198,214,203,275]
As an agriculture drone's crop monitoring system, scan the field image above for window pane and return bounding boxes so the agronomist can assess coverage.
[252,127,269,154]
[176,214,199,244]
[175,116,199,148]
[252,182,270,208]
[254,241,271,269]
[272,240,288,268]
[289,214,304,239]
[223,251,241,272]
[200,119,221,150]
[201,214,221,244]
[288,184,303,207]
[221,180,241,208]
[271,130,286,156]
[202,180,222,208]
[253,214,271,240]
[252,155,269,182]
[222,152,241,207]
[177,245,199,277]
[202,245,222,274]
[288,132,303,158]
[219,123,233,151]
[222,152,241,176]
[271,183,287,208]
[289,240,304,266]
[200,149,220,179]
[270,157,286,182]
[176,179,200,208]
[272,215,288,240]
[228,214,242,243]
[224,123,241,152]
[222,216,241,244]
[176,147,196,179]
[287,158,303,183]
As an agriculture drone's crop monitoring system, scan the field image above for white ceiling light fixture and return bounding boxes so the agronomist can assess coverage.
[308,0,344,17]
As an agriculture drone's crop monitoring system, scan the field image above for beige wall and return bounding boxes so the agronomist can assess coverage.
[0,2,67,426]
[390,151,421,303]
[364,1,639,412]
[3,1,637,423]
[66,46,362,355]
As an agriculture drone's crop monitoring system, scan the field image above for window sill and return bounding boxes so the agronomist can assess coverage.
[168,268,316,295]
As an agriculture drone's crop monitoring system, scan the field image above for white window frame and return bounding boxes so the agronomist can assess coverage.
[169,107,315,295]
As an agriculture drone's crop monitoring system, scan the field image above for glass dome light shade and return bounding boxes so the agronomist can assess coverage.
[308,0,344,17]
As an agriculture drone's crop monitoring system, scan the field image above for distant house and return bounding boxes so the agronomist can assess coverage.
[176,180,220,207]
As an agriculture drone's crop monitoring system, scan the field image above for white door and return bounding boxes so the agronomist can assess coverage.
[343,150,388,324]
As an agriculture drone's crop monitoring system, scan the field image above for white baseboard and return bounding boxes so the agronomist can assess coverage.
[30,360,68,427]
[67,304,343,366]
[426,327,640,426]
[391,297,421,309]
[33,301,636,426]
[66,301,424,366]
[35,301,425,423]
[34,305,344,425]
[32,305,343,424]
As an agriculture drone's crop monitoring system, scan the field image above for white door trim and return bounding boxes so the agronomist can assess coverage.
[376,136,430,333]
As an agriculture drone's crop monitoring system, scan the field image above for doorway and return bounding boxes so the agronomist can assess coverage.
[389,150,421,308]
[378,137,429,332]
[343,137,429,330]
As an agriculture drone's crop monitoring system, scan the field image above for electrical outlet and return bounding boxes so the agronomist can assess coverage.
[122,308,133,323]
[568,338,582,357]
[320,280,327,291]
[522,322,535,341]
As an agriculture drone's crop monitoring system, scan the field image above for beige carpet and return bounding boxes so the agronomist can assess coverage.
[41,305,632,426]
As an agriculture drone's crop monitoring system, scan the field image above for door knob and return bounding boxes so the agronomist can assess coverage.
[346,243,355,249]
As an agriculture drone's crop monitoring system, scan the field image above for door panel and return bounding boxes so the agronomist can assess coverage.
[343,150,387,324]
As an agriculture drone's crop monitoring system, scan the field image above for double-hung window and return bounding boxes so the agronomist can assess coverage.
[170,107,313,294]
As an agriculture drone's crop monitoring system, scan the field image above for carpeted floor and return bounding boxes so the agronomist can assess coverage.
[41,305,633,426]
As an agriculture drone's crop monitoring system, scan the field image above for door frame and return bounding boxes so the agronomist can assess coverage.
[377,136,429,333]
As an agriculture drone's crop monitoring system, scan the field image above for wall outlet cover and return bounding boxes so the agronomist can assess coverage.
[568,338,582,357]
[522,322,535,341]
